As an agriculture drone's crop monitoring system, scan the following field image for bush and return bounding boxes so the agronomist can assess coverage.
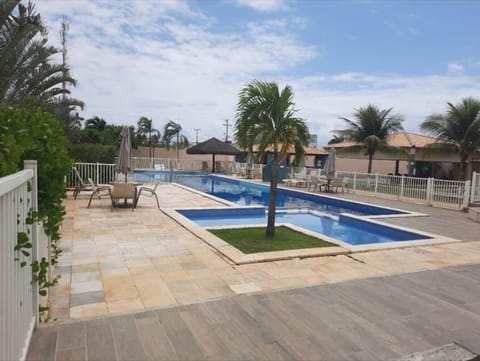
[69,143,116,163]
[0,105,72,241]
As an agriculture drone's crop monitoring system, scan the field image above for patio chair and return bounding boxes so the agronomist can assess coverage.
[87,178,113,208]
[111,183,136,211]
[72,166,92,199]
[136,183,160,209]
[330,177,349,193]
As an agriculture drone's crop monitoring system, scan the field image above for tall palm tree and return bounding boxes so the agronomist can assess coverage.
[0,1,83,111]
[163,120,188,160]
[137,116,160,160]
[334,104,404,173]
[235,80,309,237]
[85,116,107,131]
[421,97,480,180]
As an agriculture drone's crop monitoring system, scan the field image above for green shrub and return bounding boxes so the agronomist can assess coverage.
[0,105,72,241]
[69,143,116,163]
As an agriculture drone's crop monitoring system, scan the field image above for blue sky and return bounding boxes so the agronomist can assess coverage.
[37,0,480,145]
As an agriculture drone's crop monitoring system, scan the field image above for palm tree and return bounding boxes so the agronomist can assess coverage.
[137,116,160,160]
[0,1,83,111]
[334,104,404,173]
[421,97,480,180]
[235,80,309,237]
[163,120,188,160]
[85,116,107,131]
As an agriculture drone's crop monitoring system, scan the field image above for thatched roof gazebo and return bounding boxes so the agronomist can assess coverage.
[186,137,242,173]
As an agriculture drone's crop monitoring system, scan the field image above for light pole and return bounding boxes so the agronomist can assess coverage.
[194,128,200,144]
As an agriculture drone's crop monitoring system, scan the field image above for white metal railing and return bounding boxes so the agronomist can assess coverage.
[335,171,470,210]
[0,161,40,361]
[471,171,480,203]
[66,162,116,189]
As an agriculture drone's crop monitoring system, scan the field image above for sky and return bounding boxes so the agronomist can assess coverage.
[36,0,480,146]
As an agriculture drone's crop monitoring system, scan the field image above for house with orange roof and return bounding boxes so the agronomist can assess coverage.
[325,132,480,179]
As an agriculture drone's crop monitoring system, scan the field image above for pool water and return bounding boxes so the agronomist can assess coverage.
[135,171,406,216]
[135,171,431,246]
[178,208,431,245]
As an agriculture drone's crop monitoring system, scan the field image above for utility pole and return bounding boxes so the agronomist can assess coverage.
[193,128,200,144]
[223,119,231,143]
[60,16,69,101]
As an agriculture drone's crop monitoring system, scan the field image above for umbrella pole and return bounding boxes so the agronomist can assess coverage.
[212,154,215,173]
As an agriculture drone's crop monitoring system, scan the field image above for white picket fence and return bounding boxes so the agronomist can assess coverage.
[332,171,470,210]
[66,161,478,210]
[0,161,50,361]
[471,171,480,204]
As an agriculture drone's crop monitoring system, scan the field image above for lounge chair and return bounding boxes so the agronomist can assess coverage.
[111,183,136,211]
[72,166,92,199]
[136,183,160,209]
[87,178,113,208]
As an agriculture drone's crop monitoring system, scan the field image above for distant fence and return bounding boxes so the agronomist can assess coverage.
[67,161,478,210]
[0,161,50,361]
[471,171,480,204]
[66,162,116,189]
[337,171,470,210]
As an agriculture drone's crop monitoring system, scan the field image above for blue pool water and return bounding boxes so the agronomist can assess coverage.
[135,171,406,216]
[178,207,431,245]
[135,171,431,245]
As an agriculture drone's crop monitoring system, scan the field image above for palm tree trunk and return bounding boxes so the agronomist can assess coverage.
[367,153,373,173]
[266,152,279,237]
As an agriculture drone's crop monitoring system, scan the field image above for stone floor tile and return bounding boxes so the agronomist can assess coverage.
[70,302,108,319]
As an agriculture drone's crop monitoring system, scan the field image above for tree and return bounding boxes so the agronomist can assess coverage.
[0,1,83,112]
[235,80,309,237]
[334,104,403,173]
[163,120,188,160]
[420,97,480,180]
[327,134,345,145]
[137,116,160,160]
[85,116,107,131]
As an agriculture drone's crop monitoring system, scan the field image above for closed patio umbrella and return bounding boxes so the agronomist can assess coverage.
[116,126,132,182]
[324,148,336,180]
[186,137,242,173]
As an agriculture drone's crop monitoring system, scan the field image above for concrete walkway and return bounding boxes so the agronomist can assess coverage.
[48,184,480,321]
[28,264,480,360]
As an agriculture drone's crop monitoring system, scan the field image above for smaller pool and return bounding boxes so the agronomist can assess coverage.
[178,207,432,246]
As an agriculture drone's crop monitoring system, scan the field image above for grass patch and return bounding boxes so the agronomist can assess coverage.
[208,226,336,254]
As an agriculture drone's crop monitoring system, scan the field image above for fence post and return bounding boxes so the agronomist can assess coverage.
[463,180,471,210]
[400,175,405,199]
[471,171,478,203]
[426,177,433,206]
[353,172,357,192]
[24,160,39,325]
[374,173,379,194]
[96,162,100,185]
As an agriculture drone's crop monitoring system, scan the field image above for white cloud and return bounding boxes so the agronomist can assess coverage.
[35,1,480,146]
[448,62,464,74]
[236,0,288,11]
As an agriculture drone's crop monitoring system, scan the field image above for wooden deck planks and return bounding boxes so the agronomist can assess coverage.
[27,264,480,361]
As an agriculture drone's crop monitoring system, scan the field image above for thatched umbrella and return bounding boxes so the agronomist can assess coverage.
[187,137,242,173]
[115,126,131,182]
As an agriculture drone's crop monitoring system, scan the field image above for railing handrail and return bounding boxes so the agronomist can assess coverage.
[0,169,33,196]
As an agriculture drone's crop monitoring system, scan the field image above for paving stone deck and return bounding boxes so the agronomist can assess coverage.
[28,264,480,360]
[26,181,480,360]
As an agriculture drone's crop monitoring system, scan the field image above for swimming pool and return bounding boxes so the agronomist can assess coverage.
[135,171,407,216]
[135,171,432,246]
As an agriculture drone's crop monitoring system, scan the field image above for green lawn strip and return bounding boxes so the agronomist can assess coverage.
[208,226,336,254]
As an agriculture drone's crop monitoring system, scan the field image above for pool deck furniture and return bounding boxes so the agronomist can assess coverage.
[87,178,113,208]
[136,183,160,209]
[72,166,93,199]
[111,182,137,210]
